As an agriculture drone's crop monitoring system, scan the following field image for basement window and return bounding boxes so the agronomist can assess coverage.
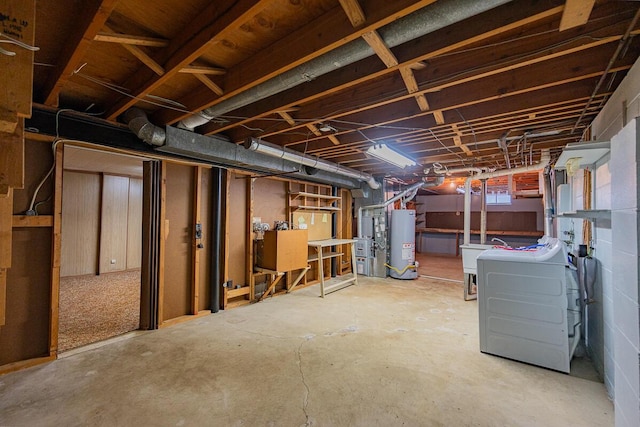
[486,191,512,205]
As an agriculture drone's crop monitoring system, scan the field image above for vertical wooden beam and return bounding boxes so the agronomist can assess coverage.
[222,169,231,284]
[191,166,202,315]
[246,178,255,301]
[0,118,25,191]
[49,144,63,355]
[158,161,167,324]
[0,269,6,326]
[0,187,12,327]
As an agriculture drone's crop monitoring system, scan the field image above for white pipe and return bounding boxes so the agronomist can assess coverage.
[463,179,472,244]
[480,179,487,244]
[245,137,381,189]
[462,149,551,245]
[433,166,485,175]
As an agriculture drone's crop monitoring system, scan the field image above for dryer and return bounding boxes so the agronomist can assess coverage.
[477,238,580,373]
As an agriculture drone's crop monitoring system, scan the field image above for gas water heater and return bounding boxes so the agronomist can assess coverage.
[389,209,418,279]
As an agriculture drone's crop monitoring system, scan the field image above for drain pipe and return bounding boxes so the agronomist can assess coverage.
[462,149,551,245]
[210,168,223,313]
[480,179,487,244]
[245,137,380,189]
[178,0,512,129]
[357,176,444,238]
[542,166,554,237]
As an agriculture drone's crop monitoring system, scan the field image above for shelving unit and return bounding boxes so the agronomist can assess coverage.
[287,182,349,288]
[556,209,611,220]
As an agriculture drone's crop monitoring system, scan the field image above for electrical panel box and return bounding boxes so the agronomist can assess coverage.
[258,229,309,272]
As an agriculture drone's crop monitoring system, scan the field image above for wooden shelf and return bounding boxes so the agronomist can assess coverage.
[290,191,340,201]
[556,209,611,220]
[295,205,340,211]
[308,251,343,262]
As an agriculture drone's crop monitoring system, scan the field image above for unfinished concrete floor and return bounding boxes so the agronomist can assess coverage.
[0,275,612,426]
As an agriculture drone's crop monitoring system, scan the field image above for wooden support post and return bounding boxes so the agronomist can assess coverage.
[191,166,201,315]
[0,188,12,327]
[258,272,284,302]
[222,169,231,287]
[246,178,255,302]
[0,118,24,191]
[49,144,63,354]
[158,161,167,324]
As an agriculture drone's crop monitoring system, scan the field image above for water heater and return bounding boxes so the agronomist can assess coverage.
[389,209,418,279]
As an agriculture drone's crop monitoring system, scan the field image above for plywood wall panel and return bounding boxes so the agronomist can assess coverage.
[60,171,100,277]
[99,175,129,273]
[13,139,54,216]
[162,163,193,321]
[126,178,143,270]
[253,178,287,227]
[228,173,246,286]
[0,228,51,366]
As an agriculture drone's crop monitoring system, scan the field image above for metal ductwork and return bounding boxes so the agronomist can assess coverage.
[357,176,444,238]
[245,137,381,189]
[123,109,381,189]
[122,107,166,146]
[462,149,551,245]
[178,0,512,130]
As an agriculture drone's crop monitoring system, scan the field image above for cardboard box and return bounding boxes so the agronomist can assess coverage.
[258,229,308,271]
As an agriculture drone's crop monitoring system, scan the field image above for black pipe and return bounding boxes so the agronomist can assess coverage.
[210,167,223,313]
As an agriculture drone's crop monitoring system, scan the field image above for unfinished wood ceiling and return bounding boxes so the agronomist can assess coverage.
[32,0,640,185]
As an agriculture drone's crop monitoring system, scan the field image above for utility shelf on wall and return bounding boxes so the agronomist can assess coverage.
[555,141,610,170]
[294,205,341,211]
[556,209,611,220]
[290,191,340,201]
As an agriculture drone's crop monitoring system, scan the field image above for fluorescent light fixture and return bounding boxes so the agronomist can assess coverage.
[366,143,416,169]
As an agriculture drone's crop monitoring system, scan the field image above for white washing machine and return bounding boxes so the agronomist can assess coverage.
[477,237,580,373]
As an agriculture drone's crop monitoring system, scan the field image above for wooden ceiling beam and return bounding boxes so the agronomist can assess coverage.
[41,0,119,106]
[194,74,224,97]
[223,29,632,144]
[201,0,567,136]
[105,0,269,120]
[93,32,169,47]
[155,0,438,125]
[559,0,596,31]
[339,0,366,27]
[179,66,227,75]
[362,31,398,67]
[278,72,615,155]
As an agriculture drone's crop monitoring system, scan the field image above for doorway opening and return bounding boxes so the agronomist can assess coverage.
[58,146,145,352]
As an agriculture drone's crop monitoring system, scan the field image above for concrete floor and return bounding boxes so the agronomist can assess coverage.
[0,274,612,426]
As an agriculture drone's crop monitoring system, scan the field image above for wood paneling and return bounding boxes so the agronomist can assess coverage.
[99,175,129,273]
[425,211,538,232]
[228,173,246,286]
[1,228,51,366]
[60,171,100,277]
[126,178,143,269]
[162,162,193,321]
[253,178,287,226]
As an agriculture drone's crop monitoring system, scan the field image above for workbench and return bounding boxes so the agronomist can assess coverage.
[307,239,358,297]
